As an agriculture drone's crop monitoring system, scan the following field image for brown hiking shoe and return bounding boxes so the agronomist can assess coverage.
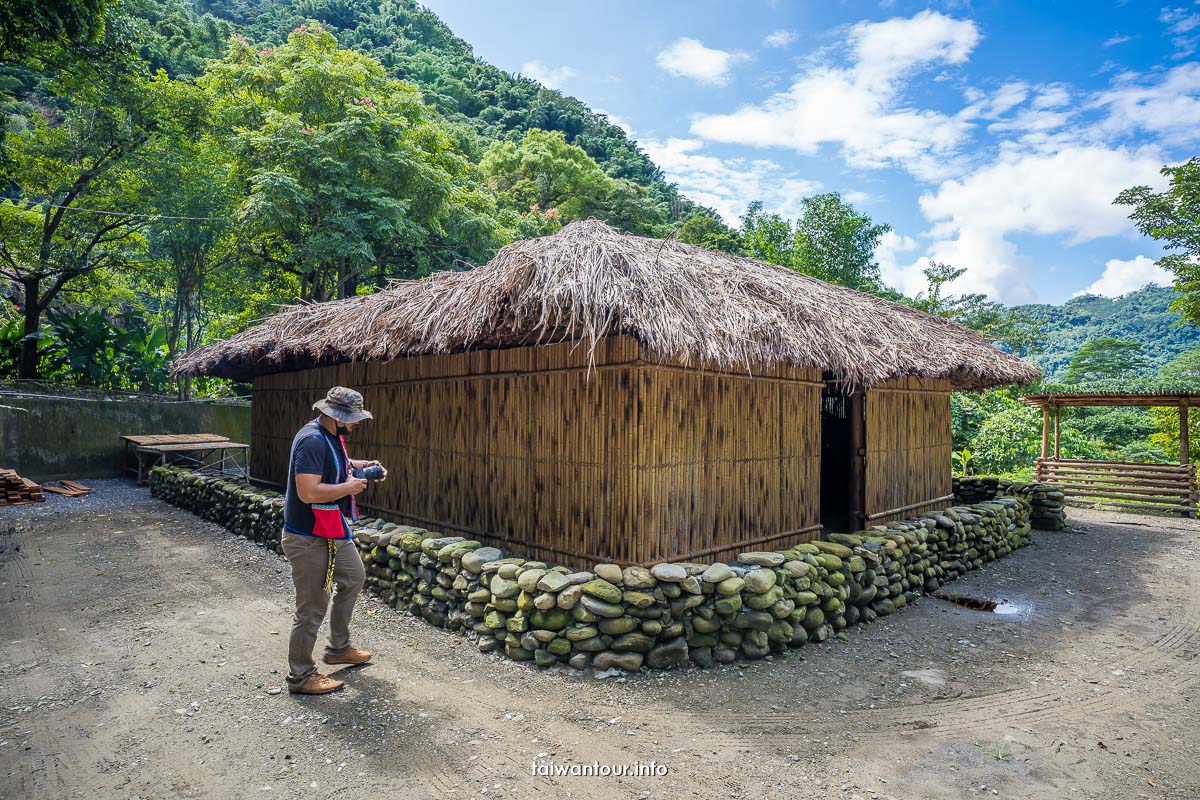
[288,672,344,695]
[324,646,372,666]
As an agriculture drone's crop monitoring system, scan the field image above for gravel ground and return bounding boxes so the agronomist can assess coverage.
[1,482,1198,799]
[1,478,147,519]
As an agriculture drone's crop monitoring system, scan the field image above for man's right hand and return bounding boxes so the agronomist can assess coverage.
[343,476,368,497]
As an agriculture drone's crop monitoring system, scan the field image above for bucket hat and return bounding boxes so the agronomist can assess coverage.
[313,386,373,424]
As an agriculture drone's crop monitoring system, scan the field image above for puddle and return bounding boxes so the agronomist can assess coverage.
[935,592,1024,616]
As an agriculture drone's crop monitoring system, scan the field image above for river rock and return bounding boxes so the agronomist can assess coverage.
[490,574,520,599]
[716,577,745,596]
[517,568,546,593]
[646,637,688,669]
[579,594,624,618]
[592,651,643,672]
[595,563,623,584]
[581,579,622,604]
[701,563,734,583]
[738,551,785,567]
[611,632,654,653]
[743,568,777,593]
[650,563,687,582]
[781,560,811,578]
[557,585,583,609]
[622,590,656,608]
[622,566,656,589]
[462,547,503,573]
[537,571,570,593]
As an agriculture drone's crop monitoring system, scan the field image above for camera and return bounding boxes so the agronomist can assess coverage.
[351,464,384,481]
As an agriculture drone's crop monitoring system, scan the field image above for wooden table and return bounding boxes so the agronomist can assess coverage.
[121,433,244,484]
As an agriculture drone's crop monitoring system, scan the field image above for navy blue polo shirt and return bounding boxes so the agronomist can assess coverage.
[283,419,353,539]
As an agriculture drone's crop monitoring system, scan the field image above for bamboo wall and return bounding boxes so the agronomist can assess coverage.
[864,376,954,524]
[250,336,823,567]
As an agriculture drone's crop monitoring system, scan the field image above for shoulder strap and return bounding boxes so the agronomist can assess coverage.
[297,422,346,482]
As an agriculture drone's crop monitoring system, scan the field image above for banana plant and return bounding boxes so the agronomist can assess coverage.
[952,448,974,477]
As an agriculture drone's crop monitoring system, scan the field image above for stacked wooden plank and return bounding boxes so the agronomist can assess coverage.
[41,480,93,497]
[0,469,46,506]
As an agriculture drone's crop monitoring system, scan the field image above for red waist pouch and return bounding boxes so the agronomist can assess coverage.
[310,503,347,539]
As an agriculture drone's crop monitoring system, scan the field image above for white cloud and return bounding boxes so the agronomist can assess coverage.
[978,81,1029,117]
[1103,34,1133,47]
[914,146,1168,301]
[876,230,929,296]
[847,9,980,86]
[1074,255,1173,297]
[655,38,750,86]
[764,29,798,48]
[987,107,1073,135]
[1090,62,1200,146]
[641,137,821,225]
[841,190,875,205]
[519,60,577,90]
[689,11,981,179]
[1160,6,1200,57]
[1032,84,1072,109]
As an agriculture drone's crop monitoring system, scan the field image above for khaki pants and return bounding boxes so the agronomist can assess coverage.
[282,530,365,685]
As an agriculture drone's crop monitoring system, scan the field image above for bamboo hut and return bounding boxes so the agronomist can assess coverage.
[174,220,1039,567]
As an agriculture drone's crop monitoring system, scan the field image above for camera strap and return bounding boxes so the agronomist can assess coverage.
[336,433,359,523]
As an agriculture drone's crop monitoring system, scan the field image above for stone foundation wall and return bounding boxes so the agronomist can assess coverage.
[151,467,1037,672]
[954,477,1067,531]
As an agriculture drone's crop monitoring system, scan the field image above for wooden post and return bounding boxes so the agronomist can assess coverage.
[1053,405,1061,458]
[1039,405,1049,479]
[849,391,865,531]
[1180,401,1190,466]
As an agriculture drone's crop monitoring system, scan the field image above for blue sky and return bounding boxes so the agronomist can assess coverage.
[420,0,1198,306]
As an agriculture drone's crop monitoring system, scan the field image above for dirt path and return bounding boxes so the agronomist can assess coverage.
[2,486,1198,799]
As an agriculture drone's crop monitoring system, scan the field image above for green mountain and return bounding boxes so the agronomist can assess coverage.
[140,0,710,223]
[1017,285,1200,381]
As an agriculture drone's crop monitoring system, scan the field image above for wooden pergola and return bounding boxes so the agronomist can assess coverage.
[1021,390,1200,517]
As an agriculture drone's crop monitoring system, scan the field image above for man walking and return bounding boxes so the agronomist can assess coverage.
[283,386,388,695]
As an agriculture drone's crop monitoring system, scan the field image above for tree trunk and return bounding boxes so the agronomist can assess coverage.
[19,278,41,379]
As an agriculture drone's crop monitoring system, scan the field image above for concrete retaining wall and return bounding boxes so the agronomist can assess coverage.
[0,390,251,481]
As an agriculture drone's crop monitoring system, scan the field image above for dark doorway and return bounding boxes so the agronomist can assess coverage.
[821,382,864,532]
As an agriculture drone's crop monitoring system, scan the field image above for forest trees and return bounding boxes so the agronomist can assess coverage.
[0,59,207,378]
[200,25,504,301]
[1117,158,1200,323]
[1062,338,1148,384]
[910,262,1041,356]
[480,129,670,236]
[0,0,110,59]
[739,194,890,292]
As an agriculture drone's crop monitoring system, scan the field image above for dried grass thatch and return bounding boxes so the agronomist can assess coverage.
[173,219,1040,389]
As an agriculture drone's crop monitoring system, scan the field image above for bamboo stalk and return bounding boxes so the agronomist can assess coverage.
[865,494,955,521]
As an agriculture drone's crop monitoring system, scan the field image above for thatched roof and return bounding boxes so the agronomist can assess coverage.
[173,219,1040,389]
